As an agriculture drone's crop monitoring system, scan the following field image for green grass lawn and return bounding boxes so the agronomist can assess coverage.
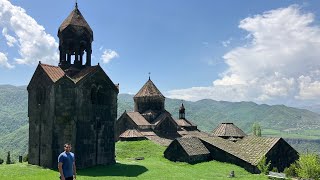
[0,140,267,180]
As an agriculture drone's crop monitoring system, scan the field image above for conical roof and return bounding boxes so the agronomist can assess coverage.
[212,123,247,138]
[134,79,164,98]
[59,5,93,38]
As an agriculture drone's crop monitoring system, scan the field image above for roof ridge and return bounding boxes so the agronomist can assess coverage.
[40,63,60,68]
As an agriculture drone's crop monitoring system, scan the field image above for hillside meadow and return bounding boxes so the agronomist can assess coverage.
[0,140,267,180]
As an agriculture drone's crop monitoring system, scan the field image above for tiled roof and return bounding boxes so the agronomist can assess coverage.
[178,130,209,138]
[140,131,157,136]
[212,123,247,138]
[152,111,174,125]
[59,6,93,36]
[146,136,172,146]
[71,66,99,83]
[176,137,210,156]
[201,136,239,157]
[201,136,281,165]
[235,136,280,165]
[127,112,151,126]
[119,129,145,138]
[134,79,164,98]
[40,64,65,82]
[176,119,197,127]
[39,63,113,84]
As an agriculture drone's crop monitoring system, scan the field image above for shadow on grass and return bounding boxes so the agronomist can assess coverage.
[77,163,148,177]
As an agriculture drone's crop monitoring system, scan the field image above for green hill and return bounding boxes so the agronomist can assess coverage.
[0,85,320,159]
[0,85,28,137]
[0,140,267,180]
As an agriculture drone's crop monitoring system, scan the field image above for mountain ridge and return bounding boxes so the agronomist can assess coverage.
[1,85,320,159]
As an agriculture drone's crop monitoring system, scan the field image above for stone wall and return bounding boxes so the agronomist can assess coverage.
[134,96,164,114]
[28,69,118,169]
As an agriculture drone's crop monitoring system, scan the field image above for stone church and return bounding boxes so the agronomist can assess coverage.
[27,4,118,169]
[116,78,207,145]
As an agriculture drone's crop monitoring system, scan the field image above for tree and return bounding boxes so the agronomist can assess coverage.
[296,153,320,179]
[6,151,11,164]
[252,123,262,137]
[257,156,271,174]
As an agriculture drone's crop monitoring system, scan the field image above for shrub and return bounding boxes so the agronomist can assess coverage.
[284,162,298,178]
[23,154,28,162]
[257,156,271,175]
[0,158,4,165]
[296,153,320,179]
[6,151,11,164]
[271,167,278,172]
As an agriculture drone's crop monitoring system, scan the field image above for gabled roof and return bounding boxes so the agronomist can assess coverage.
[59,6,93,36]
[134,79,164,98]
[175,137,210,156]
[176,119,197,127]
[212,123,247,138]
[40,64,65,83]
[178,130,209,138]
[201,136,282,165]
[71,66,99,83]
[152,111,176,126]
[119,129,145,138]
[126,112,151,126]
[29,63,118,92]
[235,136,281,165]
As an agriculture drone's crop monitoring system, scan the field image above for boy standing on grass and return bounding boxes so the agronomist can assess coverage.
[58,143,76,180]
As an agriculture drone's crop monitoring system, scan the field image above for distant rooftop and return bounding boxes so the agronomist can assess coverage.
[212,122,247,138]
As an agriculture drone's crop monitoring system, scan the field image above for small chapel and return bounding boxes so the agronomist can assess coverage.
[115,78,208,145]
[27,3,118,169]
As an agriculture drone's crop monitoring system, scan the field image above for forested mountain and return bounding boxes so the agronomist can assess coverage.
[1,85,320,159]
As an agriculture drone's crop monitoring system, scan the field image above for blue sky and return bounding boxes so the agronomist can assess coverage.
[1,0,320,107]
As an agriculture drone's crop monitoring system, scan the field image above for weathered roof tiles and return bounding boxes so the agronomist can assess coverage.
[212,123,247,138]
[134,79,164,98]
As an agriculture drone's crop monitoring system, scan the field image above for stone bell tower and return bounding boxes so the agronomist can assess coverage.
[27,3,118,169]
[58,2,93,70]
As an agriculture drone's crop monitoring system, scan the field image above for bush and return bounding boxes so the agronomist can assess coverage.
[6,151,11,164]
[257,156,271,175]
[284,162,298,178]
[23,154,28,162]
[296,153,320,179]
[271,167,278,172]
[0,158,4,165]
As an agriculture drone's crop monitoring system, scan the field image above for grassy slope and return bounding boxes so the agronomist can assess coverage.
[0,140,267,180]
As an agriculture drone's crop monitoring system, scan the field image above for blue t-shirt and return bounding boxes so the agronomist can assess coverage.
[58,152,75,178]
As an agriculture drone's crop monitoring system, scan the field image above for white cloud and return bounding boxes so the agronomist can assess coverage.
[2,27,17,47]
[101,49,119,64]
[167,5,320,105]
[0,0,58,66]
[0,52,14,69]
[296,76,320,100]
[222,38,232,47]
